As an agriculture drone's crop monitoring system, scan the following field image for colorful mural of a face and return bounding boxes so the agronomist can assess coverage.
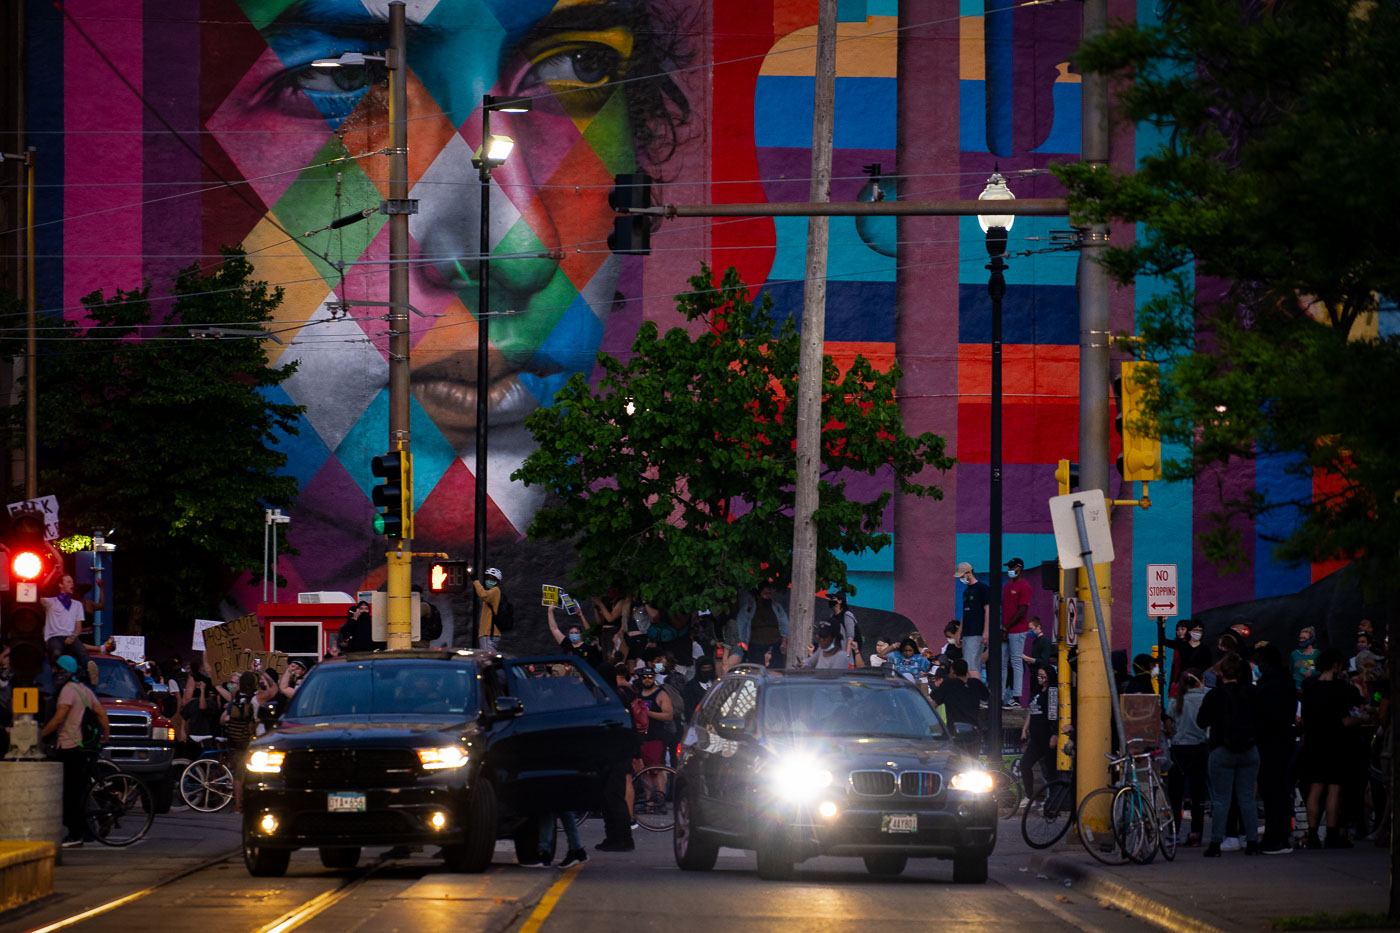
[205,0,687,596]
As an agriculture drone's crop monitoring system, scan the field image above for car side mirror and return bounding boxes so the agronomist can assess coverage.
[493,696,524,719]
[951,721,979,749]
[715,717,748,736]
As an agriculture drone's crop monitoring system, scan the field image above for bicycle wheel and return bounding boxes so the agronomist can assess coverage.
[1114,784,1156,864]
[1022,778,1073,849]
[990,769,1023,820]
[180,758,234,812]
[167,759,191,810]
[1152,783,1177,861]
[1076,786,1129,865]
[86,772,154,846]
[632,766,676,832]
[91,758,122,783]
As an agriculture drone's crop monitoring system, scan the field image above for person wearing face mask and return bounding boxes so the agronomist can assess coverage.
[1291,626,1319,688]
[547,605,604,672]
[734,583,789,669]
[1125,654,1160,695]
[473,568,505,653]
[1000,558,1032,708]
[682,658,719,718]
[1165,620,1213,687]
[1018,664,1057,806]
[954,562,990,679]
[1166,669,1210,846]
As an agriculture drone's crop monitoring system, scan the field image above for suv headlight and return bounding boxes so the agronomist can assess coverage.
[417,746,470,770]
[949,769,994,793]
[247,750,285,774]
[769,755,833,801]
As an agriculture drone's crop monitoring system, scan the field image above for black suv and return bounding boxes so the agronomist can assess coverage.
[240,650,631,877]
[672,666,997,882]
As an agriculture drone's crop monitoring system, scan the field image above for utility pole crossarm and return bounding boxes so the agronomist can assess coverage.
[654,198,1068,219]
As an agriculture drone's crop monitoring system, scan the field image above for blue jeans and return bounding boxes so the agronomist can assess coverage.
[540,811,582,852]
[1207,745,1260,844]
[1004,631,1028,706]
[961,635,983,679]
[47,636,90,670]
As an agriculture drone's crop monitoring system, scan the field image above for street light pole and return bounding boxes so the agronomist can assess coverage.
[471,96,528,650]
[979,170,1015,756]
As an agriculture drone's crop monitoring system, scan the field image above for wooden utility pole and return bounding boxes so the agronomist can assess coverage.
[787,0,838,667]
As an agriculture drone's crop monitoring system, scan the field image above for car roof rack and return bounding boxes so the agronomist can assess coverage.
[726,663,904,682]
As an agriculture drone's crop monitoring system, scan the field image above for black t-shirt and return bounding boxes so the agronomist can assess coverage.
[556,635,603,670]
[932,676,989,728]
[1026,686,1053,741]
[1300,677,1359,741]
[961,582,989,636]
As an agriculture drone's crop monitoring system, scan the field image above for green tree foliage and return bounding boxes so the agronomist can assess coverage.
[511,264,954,613]
[1052,0,1400,577]
[3,249,304,635]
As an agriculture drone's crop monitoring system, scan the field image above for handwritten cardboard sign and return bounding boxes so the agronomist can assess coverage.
[202,614,265,683]
[192,619,223,651]
[110,635,145,663]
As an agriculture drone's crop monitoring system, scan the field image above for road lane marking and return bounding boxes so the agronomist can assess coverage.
[517,870,580,933]
[22,850,239,933]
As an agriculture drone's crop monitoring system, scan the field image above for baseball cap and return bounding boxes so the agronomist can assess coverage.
[288,658,308,670]
[55,655,78,673]
[954,561,973,577]
[816,621,839,640]
[484,567,502,581]
[1005,557,1024,569]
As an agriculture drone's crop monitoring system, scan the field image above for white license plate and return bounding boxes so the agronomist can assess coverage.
[882,813,917,833]
[327,792,367,813]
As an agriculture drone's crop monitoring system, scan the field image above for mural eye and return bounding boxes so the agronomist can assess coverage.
[255,59,388,121]
[522,44,623,91]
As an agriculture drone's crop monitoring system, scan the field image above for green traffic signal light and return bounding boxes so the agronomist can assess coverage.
[370,451,413,539]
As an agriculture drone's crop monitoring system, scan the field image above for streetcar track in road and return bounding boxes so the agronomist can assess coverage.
[254,863,386,933]
[22,849,241,933]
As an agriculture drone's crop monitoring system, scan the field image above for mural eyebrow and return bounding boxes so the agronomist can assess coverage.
[261,0,390,44]
[514,0,635,52]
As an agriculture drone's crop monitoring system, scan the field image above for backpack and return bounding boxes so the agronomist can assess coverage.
[225,695,257,746]
[494,593,516,632]
[76,687,104,751]
[630,695,651,734]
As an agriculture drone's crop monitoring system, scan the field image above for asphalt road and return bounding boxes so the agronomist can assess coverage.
[1,811,1158,933]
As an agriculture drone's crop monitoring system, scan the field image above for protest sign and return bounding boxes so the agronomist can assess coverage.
[541,584,561,608]
[202,614,264,682]
[110,635,145,663]
[561,593,581,616]
[192,619,223,651]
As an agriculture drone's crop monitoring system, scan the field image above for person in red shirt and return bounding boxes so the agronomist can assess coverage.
[1001,558,1032,708]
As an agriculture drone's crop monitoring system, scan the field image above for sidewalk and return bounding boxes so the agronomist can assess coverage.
[1016,829,1391,933]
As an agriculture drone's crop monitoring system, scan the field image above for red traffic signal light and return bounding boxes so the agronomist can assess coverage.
[12,549,45,581]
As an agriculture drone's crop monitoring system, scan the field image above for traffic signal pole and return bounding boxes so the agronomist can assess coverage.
[384,0,413,649]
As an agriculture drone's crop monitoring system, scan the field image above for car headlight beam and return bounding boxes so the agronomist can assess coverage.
[769,755,833,801]
[417,746,470,770]
[949,769,995,793]
[247,750,286,774]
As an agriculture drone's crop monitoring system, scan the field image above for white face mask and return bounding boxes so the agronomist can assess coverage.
[1189,632,1202,644]
[653,662,665,673]
[1151,665,1161,677]
[1007,569,1019,578]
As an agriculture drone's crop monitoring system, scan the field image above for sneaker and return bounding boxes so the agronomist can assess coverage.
[61,837,84,849]
[595,838,635,852]
[1261,843,1293,855]
[1018,797,1032,810]
[1305,832,1323,850]
[537,849,553,867]
[1244,841,1261,855]
[629,821,640,831]
[1204,842,1221,857]
[1219,837,1241,852]
[558,848,588,869]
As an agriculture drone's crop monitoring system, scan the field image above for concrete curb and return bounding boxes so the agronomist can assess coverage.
[1030,853,1237,933]
[0,842,55,914]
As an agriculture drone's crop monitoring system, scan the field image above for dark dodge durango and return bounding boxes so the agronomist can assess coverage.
[240,650,631,876]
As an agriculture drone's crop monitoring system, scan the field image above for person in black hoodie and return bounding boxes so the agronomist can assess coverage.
[1164,619,1212,692]
[1196,651,1261,856]
[1252,643,1298,854]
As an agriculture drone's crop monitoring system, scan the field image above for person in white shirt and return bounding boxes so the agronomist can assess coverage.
[42,575,89,669]
[803,621,851,670]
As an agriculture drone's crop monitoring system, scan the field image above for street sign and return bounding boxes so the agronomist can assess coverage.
[1048,489,1114,569]
[1145,563,1179,618]
[1065,597,1078,647]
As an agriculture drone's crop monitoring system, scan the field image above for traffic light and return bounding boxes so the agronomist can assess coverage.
[1054,459,1080,496]
[370,451,413,539]
[1114,360,1162,482]
[607,172,653,255]
[3,508,63,683]
[429,559,469,592]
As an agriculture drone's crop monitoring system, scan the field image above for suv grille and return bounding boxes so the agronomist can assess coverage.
[283,748,421,789]
[107,710,151,740]
[899,771,943,796]
[849,771,896,796]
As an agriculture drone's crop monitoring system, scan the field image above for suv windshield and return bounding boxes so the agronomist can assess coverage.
[91,658,145,700]
[286,661,479,721]
[762,681,947,739]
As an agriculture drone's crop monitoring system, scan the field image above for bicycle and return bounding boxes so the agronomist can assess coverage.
[1075,739,1175,865]
[1022,773,1074,849]
[632,765,676,832]
[180,738,236,812]
[84,763,155,846]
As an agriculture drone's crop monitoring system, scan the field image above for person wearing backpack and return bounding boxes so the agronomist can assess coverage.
[41,654,109,847]
[473,567,508,652]
[1196,651,1261,856]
